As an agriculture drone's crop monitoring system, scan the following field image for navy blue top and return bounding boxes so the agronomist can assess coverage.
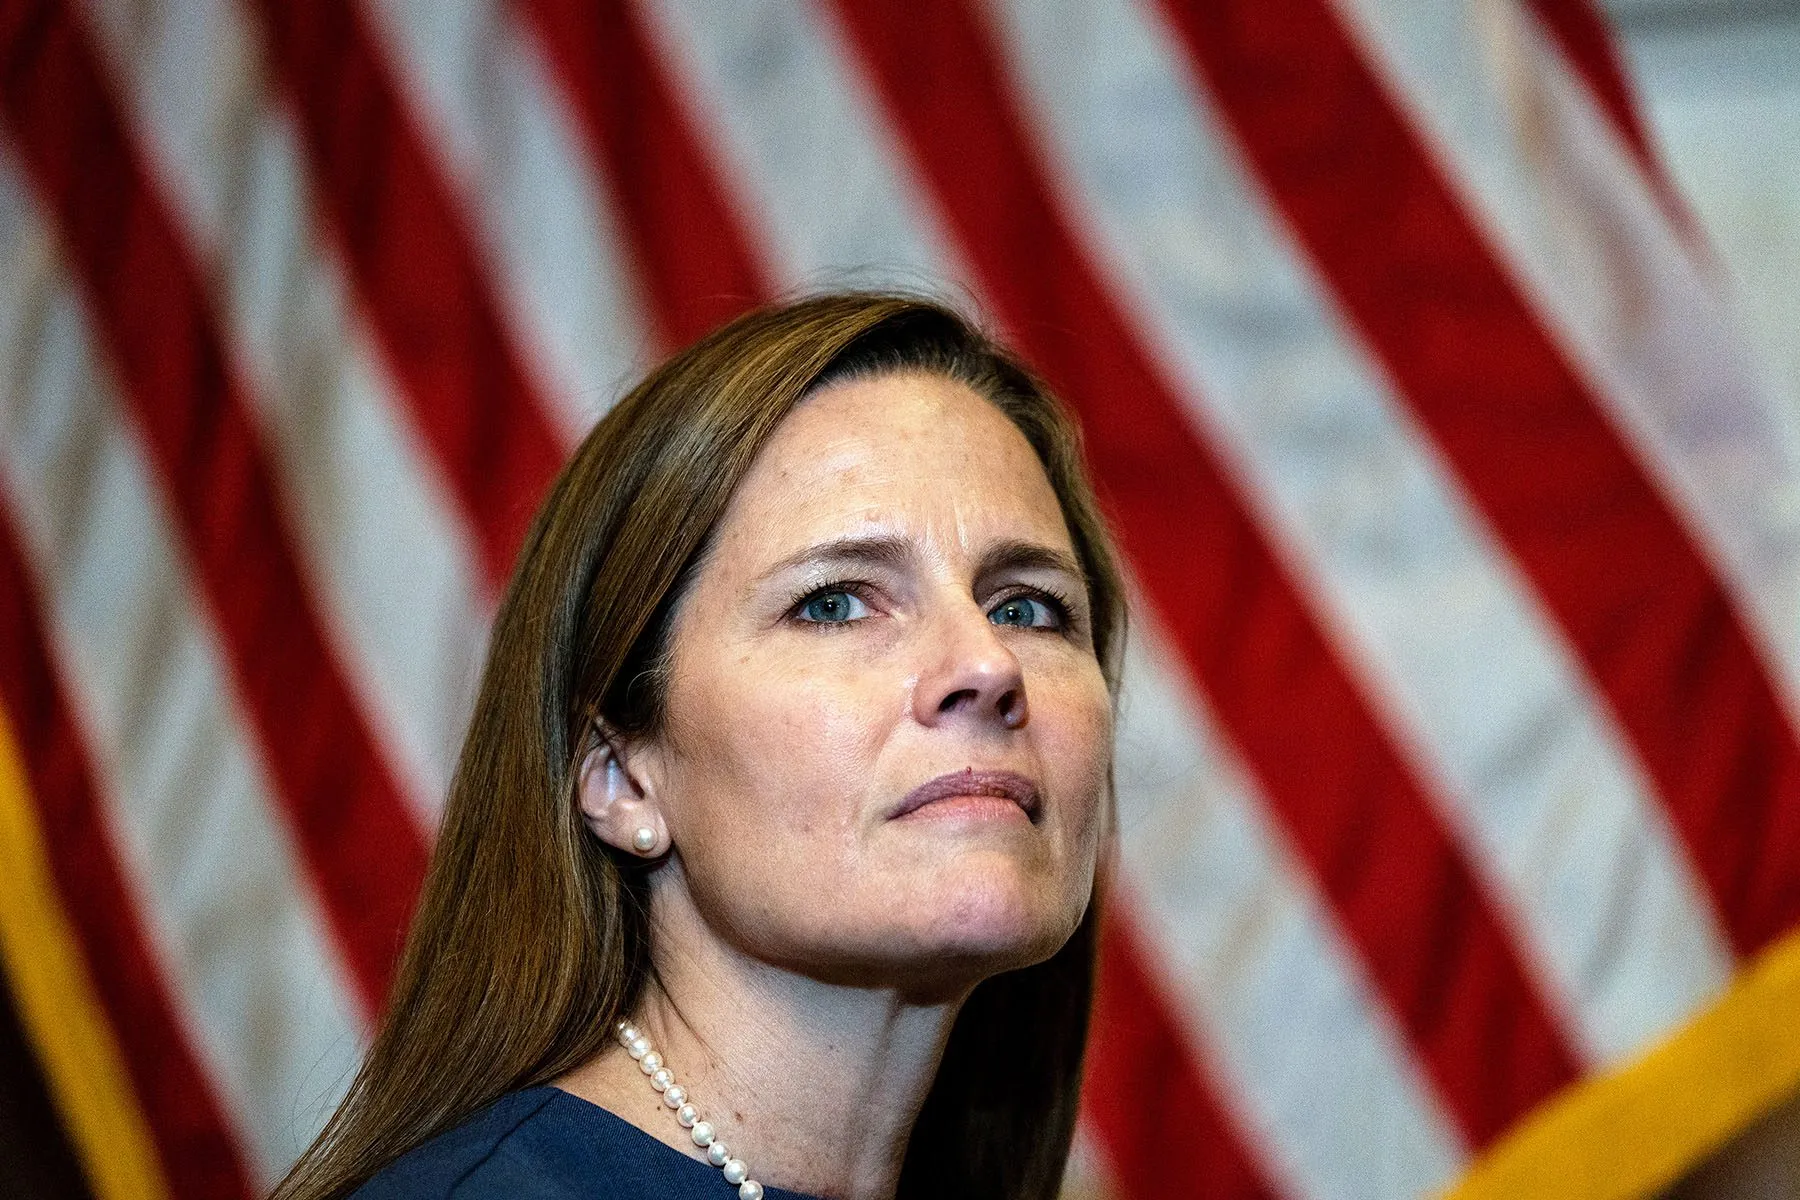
[353,1087,826,1199]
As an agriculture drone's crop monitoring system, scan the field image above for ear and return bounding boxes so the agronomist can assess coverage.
[576,727,668,858]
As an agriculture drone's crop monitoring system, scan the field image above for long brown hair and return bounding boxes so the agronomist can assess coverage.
[274,293,1127,1200]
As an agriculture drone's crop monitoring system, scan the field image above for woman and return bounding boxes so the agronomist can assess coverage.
[274,293,1126,1200]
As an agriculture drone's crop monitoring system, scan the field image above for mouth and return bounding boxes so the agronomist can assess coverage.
[889,768,1042,823]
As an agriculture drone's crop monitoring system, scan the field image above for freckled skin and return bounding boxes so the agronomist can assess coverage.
[631,372,1112,995]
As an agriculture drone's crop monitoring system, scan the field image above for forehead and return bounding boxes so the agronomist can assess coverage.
[717,371,1073,560]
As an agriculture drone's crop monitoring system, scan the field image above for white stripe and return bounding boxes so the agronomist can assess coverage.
[1326,0,1800,726]
[640,10,1462,1192]
[1114,621,1467,1200]
[633,0,971,294]
[1059,1124,1113,1200]
[359,0,652,435]
[0,145,365,1184]
[73,0,492,821]
[983,0,1734,1065]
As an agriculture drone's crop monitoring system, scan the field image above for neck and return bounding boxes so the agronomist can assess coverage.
[559,889,966,1200]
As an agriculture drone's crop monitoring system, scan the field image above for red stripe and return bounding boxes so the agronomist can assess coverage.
[245,1,564,585]
[518,0,769,348]
[1518,0,1692,234]
[1085,905,1275,1200]
[1160,0,1800,957]
[0,512,254,1199]
[1521,1,1657,180]
[0,0,426,1014]
[828,0,1578,1146]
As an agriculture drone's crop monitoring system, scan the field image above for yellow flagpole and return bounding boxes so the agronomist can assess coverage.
[0,704,170,1200]
[1446,928,1800,1200]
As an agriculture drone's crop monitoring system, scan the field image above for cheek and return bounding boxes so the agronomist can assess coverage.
[1037,667,1114,849]
[654,659,910,957]
[660,655,893,861]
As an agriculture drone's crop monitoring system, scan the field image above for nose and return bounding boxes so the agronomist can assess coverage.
[911,601,1029,731]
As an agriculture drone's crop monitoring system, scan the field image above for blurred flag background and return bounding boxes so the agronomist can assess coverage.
[3,0,1800,1197]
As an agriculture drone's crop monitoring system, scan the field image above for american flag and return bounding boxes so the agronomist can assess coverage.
[2,0,1797,1196]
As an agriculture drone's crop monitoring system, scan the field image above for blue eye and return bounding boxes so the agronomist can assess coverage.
[990,595,1061,629]
[797,590,869,623]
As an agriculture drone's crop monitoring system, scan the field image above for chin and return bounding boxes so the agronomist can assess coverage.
[740,851,1095,992]
[901,860,1087,978]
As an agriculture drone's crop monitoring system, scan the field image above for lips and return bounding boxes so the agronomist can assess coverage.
[889,768,1041,822]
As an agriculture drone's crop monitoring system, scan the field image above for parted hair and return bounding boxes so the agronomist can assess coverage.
[273,293,1127,1200]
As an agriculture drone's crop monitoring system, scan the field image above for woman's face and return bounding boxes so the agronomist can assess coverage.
[628,371,1112,993]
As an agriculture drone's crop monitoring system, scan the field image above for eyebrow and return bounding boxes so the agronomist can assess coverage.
[755,534,1086,590]
[755,534,915,585]
[972,538,1087,590]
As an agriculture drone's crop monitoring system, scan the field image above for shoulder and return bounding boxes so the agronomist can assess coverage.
[351,1088,602,1200]
[352,1085,826,1200]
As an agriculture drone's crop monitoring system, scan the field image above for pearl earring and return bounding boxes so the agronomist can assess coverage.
[631,826,657,854]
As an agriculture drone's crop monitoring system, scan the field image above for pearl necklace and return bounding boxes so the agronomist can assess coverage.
[616,1019,765,1200]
